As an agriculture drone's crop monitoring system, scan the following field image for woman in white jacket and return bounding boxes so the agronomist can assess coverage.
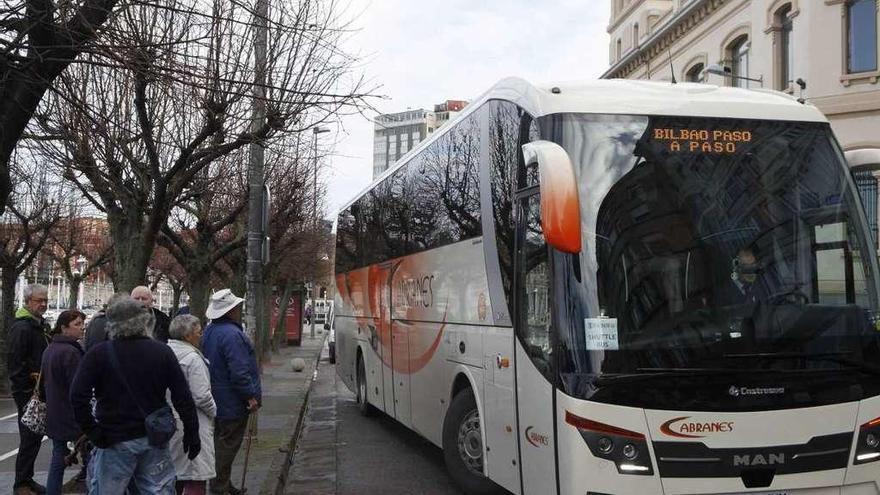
[168,315,217,495]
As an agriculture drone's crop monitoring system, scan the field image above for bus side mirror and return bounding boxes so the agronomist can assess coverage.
[521,141,582,254]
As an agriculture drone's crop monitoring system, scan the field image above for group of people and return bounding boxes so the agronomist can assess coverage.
[8,284,261,495]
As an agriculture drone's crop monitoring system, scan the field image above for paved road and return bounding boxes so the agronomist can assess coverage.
[289,358,464,495]
[0,397,78,494]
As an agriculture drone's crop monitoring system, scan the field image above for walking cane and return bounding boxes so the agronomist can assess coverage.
[239,411,257,491]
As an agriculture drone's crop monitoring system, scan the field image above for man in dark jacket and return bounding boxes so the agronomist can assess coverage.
[131,285,171,343]
[203,289,261,495]
[83,292,128,351]
[7,283,50,494]
[70,296,200,494]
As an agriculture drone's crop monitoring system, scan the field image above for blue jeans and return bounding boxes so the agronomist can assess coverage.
[46,439,69,495]
[87,437,175,495]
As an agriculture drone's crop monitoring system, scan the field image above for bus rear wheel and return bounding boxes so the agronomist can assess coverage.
[442,388,498,495]
[356,355,374,416]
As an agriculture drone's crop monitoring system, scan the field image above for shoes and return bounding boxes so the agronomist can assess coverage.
[228,487,247,495]
[12,480,45,495]
[26,481,46,494]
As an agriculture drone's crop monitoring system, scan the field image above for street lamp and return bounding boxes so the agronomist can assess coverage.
[75,255,86,310]
[704,63,763,87]
[311,125,330,339]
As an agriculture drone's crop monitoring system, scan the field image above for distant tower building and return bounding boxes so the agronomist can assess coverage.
[372,100,468,179]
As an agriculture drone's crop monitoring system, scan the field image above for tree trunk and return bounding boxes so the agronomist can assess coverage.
[171,283,182,316]
[273,281,293,350]
[187,269,212,322]
[0,267,19,393]
[67,276,82,310]
[108,210,154,293]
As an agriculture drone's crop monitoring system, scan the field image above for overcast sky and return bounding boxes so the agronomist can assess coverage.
[321,0,612,217]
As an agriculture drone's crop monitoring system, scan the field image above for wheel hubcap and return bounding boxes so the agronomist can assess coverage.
[457,409,483,475]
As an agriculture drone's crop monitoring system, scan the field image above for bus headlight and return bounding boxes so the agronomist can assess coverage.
[855,417,880,465]
[565,411,654,476]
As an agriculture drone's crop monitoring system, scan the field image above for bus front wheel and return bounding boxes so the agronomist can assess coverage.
[442,388,498,495]
[356,355,375,416]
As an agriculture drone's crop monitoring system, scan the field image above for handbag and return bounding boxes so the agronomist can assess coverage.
[21,372,47,436]
[107,342,177,447]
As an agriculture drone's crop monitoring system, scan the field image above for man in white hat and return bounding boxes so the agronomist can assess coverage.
[202,289,261,495]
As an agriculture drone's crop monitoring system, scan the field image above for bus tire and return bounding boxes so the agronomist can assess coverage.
[443,388,497,495]
[356,354,375,416]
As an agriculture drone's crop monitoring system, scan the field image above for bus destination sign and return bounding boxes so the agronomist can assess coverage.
[652,128,752,154]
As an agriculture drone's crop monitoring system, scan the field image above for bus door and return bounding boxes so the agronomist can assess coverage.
[514,191,558,495]
[390,319,412,427]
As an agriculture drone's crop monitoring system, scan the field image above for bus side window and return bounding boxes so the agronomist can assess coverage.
[517,194,552,377]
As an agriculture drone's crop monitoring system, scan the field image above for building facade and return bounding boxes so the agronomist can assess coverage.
[372,100,467,179]
[603,0,880,244]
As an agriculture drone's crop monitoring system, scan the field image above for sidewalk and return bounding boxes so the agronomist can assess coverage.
[60,332,326,494]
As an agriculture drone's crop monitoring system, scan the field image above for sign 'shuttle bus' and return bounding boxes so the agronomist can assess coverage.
[332,78,880,495]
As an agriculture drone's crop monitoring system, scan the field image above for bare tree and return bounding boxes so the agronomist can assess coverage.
[0,0,122,211]
[0,152,61,389]
[46,201,112,308]
[159,149,248,320]
[34,0,372,292]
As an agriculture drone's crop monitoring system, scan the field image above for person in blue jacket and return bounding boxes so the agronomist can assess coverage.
[202,289,261,495]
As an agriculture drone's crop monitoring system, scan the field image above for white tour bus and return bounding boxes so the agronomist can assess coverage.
[332,77,880,495]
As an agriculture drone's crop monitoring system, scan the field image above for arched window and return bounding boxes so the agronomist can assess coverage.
[776,4,794,89]
[686,63,705,83]
[633,23,640,48]
[616,39,622,60]
[728,35,750,88]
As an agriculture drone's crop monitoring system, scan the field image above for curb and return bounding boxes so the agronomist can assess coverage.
[266,336,325,495]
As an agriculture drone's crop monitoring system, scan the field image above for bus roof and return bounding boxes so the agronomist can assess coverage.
[338,77,828,214]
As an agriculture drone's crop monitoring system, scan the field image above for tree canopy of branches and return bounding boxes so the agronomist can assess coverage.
[0,153,61,390]
[35,0,371,291]
[0,0,121,211]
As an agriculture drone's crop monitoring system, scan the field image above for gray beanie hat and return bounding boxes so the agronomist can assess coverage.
[106,296,155,339]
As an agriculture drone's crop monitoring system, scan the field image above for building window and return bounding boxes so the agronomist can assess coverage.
[848,0,878,73]
[633,23,639,47]
[616,39,622,60]
[776,4,794,89]
[854,170,879,244]
[686,63,705,83]
[728,35,750,88]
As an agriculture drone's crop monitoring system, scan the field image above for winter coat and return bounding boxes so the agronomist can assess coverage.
[167,339,216,481]
[203,317,261,420]
[70,336,198,447]
[7,307,51,395]
[83,311,107,351]
[152,308,171,343]
[40,335,84,441]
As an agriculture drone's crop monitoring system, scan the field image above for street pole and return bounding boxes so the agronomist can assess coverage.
[311,126,329,339]
[245,0,268,346]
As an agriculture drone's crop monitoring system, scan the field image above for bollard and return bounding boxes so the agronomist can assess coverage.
[291,357,306,372]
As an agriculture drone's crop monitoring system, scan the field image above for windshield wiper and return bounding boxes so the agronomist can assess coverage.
[594,367,756,386]
[724,352,880,376]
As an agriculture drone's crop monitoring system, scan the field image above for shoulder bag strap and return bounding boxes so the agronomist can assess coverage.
[106,341,147,418]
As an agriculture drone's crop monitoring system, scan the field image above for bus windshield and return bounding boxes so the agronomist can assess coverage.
[544,113,880,411]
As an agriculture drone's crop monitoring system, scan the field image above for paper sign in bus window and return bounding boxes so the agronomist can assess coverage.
[584,318,619,350]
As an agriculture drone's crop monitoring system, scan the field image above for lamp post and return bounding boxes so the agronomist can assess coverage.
[311,126,330,339]
[75,255,86,309]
